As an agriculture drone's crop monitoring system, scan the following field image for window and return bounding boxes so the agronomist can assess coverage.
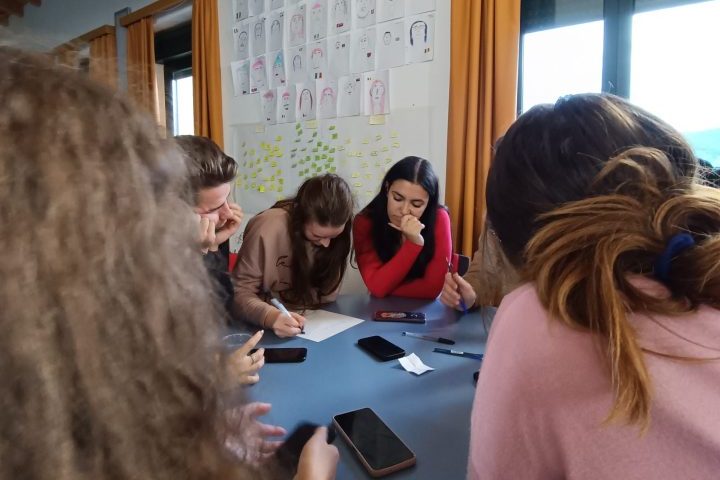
[155,22,193,136]
[520,0,720,164]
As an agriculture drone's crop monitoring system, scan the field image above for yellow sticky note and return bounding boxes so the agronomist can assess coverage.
[337,146,345,151]
[370,151,378,157]
[362,138,370,144]
[375,134,383,141]
[331,133,339,140]
[364,173,373,179]
[351,172,360,178]
[392,142,400,148]
[391,130,399,138]
[381,146,389,152]
[369,115,386,125]
[353,182,362,187]
[271,161,277,167]
[305,120,318,129]
[258,185,266,192]
[275,135,282,142]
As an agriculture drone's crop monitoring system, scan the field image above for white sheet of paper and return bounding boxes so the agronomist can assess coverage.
[338,74,362,116]
[316,77,338,119]
[308,39,328,80]
[287,45,307,85]
[296,81,317,120]
[398,353,434,375]
[298,309,364,342]
[231,59,251,96]
[261,88,277,124]
[363,70,389,115]
[269,50,287,87]
[276,85,296,123]
[406,0,434,15]
[308,0,328,41]
[328,33,351,77]
[251,16,267,56]
[353,0,377,28]
[233,20,250,60]
[330,0,351,34]
[377,0,404,22]
[406,12,434,64]
[250,0,266,16]
[376,20,404,69]
[350,27,376,73]
[268,10,284,51]
[250,55,268,93]
[234,0,250,22]
[287,4,307,47]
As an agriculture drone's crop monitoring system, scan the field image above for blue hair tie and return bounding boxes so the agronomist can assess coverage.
[654,233,695,284]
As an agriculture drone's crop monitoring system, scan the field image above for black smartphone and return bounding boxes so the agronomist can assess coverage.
[357,336,405,362]
[373,311,426,323]
[333,407,416,477]
[457,254,471,276]
[250,347,307,363]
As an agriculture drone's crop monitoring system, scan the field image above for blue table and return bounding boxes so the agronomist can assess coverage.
[237,295,493,479]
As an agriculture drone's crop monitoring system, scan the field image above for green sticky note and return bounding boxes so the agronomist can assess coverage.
[329,148,336,153]
[323,145,329,151]
[329,125,336,130]
[329,166,336,173]
[279,178,284,184]
[312,131,318,137]
[321,154,328,159]
[271,161,277,167]
[258,185,266,192]
[312,147,319,153]
[296,123,302,129]
[276,135,282,142]
[328,157,334,162]
[331,133,339,139]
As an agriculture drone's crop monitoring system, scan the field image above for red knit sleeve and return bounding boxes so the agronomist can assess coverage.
[353,213,423,298]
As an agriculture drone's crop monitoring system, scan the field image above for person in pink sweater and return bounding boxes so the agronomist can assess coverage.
[353,156,452,298]
[469,93,720,479]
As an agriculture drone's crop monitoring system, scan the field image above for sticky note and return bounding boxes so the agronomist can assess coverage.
[391,131,399,138]
[375,135,383,141]
[329,125,336,130]
[258,185,266,192]
[353,182,362,187]
[371,151,378,156]
[329,148,336,153]
[332,133,339,139]
[352,172,360,178]
[392,142,400,148]
[271,161,277,167]
[306,120,318,129]
[275,135,282,142]
[369,115,386,125]
[362,138,370,144]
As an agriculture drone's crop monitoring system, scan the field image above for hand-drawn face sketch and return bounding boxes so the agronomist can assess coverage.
[297,84,316,120]
[351,27,375,72]
[251,17,267,56]
[271,50,286,87]
[262,89,277,124]
[233,22,250,59]
[376,19,404,69]
[329,33,350,77]
[407,13,435,63]
[268,11,284,51]
[309,40,327,80]
[355,0,376,27]
[250,57,267,93]
[309,1,327,40]
[276,86,296,123]
[288,6,306,46]
[231,60,250,96]
[369,79,385,114]
[287,45,307,85]
[318,83,337,119]
[331,0,350,34]
[363,71,389,115]
[338,74,361,117]
[382,31,391,45]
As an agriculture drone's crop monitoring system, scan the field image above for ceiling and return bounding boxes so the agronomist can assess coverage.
[0,0,41,26]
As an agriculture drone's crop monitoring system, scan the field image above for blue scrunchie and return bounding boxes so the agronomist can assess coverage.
[654,233,695,284]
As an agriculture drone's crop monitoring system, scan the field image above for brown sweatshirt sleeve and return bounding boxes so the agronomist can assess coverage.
[463,228,518,307]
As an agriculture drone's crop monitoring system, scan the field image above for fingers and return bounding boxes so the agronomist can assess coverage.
[236,330,264,356]
[444,271,458,290]
[387,222,402,231]
[258,423,287,438]
[245,402,272,418]
[290,312,306,330]
[241,373,260,385]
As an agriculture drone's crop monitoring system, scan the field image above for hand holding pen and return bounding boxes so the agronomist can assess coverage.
[268,297,306,337]
[440,258,476,314]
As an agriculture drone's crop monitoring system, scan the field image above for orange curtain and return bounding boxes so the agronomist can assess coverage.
[192,0,224,148]
[89,32,118,88]
[446,0,521,255]
[126,17,160,121]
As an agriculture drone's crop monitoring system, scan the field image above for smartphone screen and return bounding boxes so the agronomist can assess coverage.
[251,347,307,363]
[357,336,405,361]
[334,408,415,474]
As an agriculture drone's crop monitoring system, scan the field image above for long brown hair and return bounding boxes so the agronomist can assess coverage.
[273,174,353,308]
[0,47,260,479]
[487,93,720,429]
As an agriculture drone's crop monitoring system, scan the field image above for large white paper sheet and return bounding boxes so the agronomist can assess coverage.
[298,309,364,342]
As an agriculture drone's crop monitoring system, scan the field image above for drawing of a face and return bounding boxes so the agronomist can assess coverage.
[263,91,275,120]
[335,40,345,50]
[282,92,291,111]
[237,65,250,93]
[300,89,313,116]
[369,79,385,114]
[239,31,249,47]
[271,19,281,35]
[359,33,371,57]
[333,0,348,22]
[292,54,302,71]
[272,54,286,83]
[252,60,266,88]
[357,0,369,18]
[311,48,323,69]
[411,21,426,45]
[383,31,391,45]
[320,87,335,108]
[291,14,304,39]
[311,3,324,25]
[344,80,355,95]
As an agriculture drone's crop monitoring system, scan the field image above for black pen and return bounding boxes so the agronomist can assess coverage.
[402,331,455,345]
[433,347,483,360]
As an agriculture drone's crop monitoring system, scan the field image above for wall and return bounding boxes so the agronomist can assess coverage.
[6,0,154,46]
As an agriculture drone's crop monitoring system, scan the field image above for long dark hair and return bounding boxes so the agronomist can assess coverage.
[274,174,354,308]
[362,156,440,279]
[486,93,703,428]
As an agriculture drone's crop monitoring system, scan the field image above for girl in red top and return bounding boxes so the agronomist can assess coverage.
[353,156,452,298]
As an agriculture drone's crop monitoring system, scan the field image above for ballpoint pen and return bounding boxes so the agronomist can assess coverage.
[270,296,305,334]
[433,347,483,361]
[402,331,455,345]
[447,257,468,314]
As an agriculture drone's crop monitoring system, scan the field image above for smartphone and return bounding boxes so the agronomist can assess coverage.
[373,311,426,323]
[357,336,405,362]
[250,347,307,363]
[333,407,416,477]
